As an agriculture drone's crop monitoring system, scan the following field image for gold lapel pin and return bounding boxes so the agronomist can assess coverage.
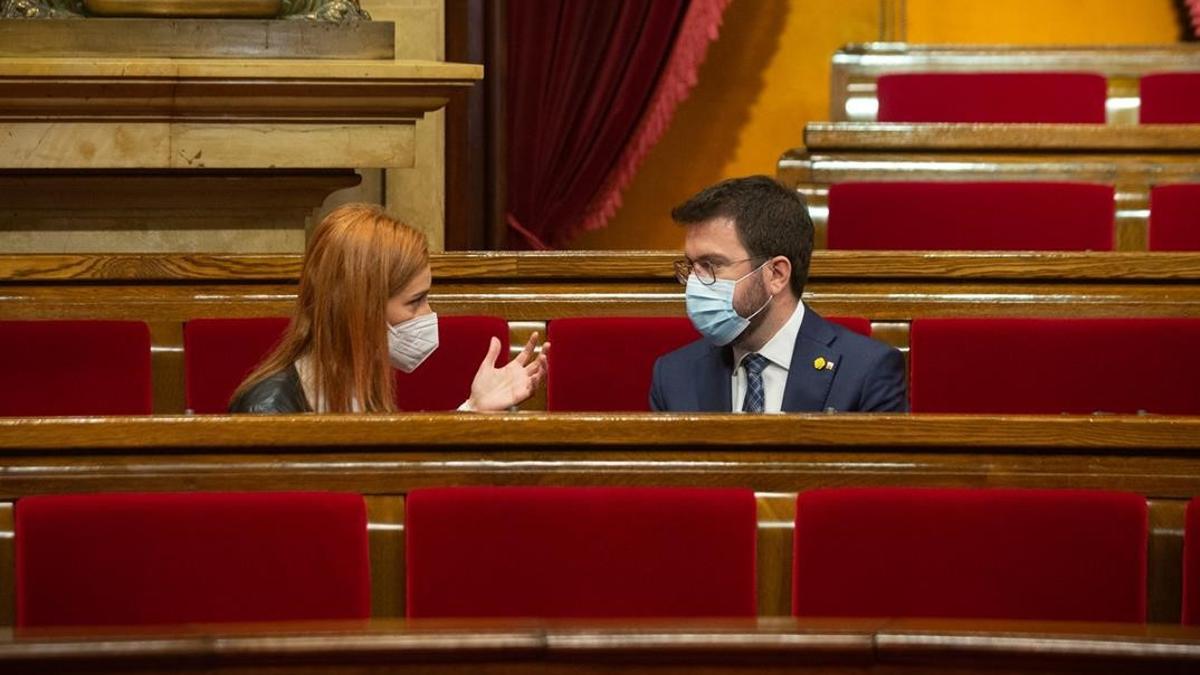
[813,357,827,370]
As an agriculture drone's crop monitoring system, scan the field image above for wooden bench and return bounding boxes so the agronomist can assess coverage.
[829,43,1200,123]
[0,413,1195,622]
[3,252,1200,412]
[1,617,1197,674]
[780,124,1200,250]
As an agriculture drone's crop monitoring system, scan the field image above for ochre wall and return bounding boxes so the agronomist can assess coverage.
[568,0,1181,252]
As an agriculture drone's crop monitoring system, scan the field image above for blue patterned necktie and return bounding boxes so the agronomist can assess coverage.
[741,353,769,413]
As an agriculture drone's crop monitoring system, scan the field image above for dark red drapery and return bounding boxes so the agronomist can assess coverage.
[505,0,728,249]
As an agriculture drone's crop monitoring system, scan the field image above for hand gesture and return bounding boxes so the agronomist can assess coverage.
[467,332,549,412]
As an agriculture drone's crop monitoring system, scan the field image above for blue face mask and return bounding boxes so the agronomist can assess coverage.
[685,262,773,346]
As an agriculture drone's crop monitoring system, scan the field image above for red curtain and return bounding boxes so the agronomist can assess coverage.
[505,0,728,249]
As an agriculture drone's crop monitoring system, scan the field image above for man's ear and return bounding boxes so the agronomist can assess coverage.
[765,256,792,295]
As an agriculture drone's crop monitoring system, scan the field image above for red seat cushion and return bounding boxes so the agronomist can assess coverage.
[16,491,370,627]
[827,182,1114,251]
[0,320,152,416]
[876,72,1107,123]
[395,315,509,411]
[546,317,700,411]
[793,488,1147,622]
[1150,184,1200,251]
[406,487,757,618]
[909,318,1200,414]
[1184,498,1200,624]
[184,317,290,414]
[1140,73,1200,124]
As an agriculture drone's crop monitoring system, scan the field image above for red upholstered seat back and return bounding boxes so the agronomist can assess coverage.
[827,182,1114,251]
[909,318,1200,414]
[406,487,758,618]
[793,488,1147,622]
[16,491,370,627]
[546,317,699,411]
[0,320,152,416]
[1184,498,1200,625]
[184,317,290,413]
[546,316,871,411]
[1140,72,1200,123]
[1149,184,1200,251]
[876,72,1108,123]
[394,315,509,410]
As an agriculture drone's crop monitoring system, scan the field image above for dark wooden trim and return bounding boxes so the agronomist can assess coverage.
[444,0,487,250]
[486,0,509,250]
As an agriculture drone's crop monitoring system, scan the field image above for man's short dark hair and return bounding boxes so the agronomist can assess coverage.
[670,175,814,297]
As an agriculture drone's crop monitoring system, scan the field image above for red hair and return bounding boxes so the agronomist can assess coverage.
[233,204,429,412]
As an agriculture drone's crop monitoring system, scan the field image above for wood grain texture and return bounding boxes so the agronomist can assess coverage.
[805,123,1200,151]
[6,251,1200,282]
[0,618,1197,673]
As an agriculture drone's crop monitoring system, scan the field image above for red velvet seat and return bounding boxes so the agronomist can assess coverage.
[186,315,508,412]
[1149,184,1200,251]
[406,487,757,618]
[546,317,699,411]
[1140,72,1200,124]
[793,488,1147,622]
[16,491,370,627]
[394,315,509,411]
[876,72,1107,123]
[184,317,290,413]
[1184,498,1200,625]
[0,320,152,416]
[546,316,871,411]
[909,318,1200,414]
[827,182,1114,251]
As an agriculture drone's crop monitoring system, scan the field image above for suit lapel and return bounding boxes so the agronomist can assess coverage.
[782,311,841,412]
[695,344,734,412]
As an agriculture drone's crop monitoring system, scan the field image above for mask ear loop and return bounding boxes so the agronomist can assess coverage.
[739,259,776,321]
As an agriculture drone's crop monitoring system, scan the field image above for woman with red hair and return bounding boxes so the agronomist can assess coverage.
[231,203,547,413]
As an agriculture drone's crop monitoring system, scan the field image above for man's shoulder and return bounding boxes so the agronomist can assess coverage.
[655,336,715,370]
[806,312,896,361]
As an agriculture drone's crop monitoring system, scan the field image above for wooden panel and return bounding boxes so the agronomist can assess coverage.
[365,495,405,619]
[0,503,12,627]
[756,493,794,617]
[0,618,1197,674]
[0,18,396,60]
[1148,499,1188,624]
[805,123,1200,152]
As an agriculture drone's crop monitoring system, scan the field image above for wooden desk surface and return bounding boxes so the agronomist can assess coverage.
[0,618,1197,674]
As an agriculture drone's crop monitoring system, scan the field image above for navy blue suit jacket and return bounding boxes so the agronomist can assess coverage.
[649,310,908,413]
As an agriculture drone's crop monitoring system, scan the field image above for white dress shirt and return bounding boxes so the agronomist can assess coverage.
[731,301,805,413]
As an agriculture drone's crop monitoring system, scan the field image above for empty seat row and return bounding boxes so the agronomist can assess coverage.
[826,182,1200,251]
[872,72,1200,124]
[15,486,1192,626]
[3,317,1199,416]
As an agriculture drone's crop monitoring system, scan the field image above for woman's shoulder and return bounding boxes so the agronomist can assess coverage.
[228,364,311,414]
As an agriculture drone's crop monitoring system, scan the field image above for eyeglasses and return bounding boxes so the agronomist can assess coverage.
[673,257,762,286]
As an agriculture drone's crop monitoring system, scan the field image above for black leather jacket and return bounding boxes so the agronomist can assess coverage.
[228,364,311,413]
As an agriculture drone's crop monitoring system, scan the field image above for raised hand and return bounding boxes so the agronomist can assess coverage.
[467,332,550,412]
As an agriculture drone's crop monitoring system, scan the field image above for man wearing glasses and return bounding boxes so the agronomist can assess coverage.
[650,175,907,413]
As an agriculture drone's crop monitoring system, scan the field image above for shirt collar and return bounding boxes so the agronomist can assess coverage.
[734,300,805,371]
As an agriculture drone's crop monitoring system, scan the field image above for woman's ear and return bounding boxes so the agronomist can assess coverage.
[765,256,792,296]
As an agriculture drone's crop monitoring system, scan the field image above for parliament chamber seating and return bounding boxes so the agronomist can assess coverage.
[1150,184,1200,251]
[544,316,870,411]
[183,315,508,413]
[405,486,758,618]
[908,318,1200,414]
[792,487,1147,622]
[0,320,152,417]
[15,491,370,627]
[826,182,1115,251]
[1139,73,1200,124]
[875,72,1108,123]
[1186,498,1200,625]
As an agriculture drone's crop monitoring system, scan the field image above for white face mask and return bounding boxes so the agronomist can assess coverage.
[685,262,773,346]
[387,312,439,372]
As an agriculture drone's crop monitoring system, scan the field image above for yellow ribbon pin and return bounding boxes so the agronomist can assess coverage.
[813,357,826,370]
